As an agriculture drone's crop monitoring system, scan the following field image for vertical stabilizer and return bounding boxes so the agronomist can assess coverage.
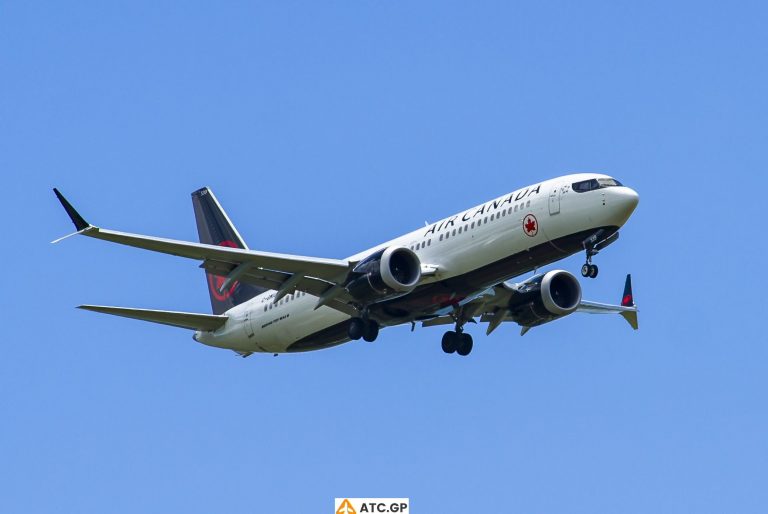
[191,187,266,314]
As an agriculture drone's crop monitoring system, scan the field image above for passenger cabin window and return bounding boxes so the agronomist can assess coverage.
[572,177,623,192]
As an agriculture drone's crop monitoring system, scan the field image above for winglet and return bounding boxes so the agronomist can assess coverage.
[620,311,639,330]
[621,274,635,307]
[620,274,638,329]
[53,188,90,232]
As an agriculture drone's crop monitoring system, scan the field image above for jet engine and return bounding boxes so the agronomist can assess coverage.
[507,270,582,327]
[346,246,422,304]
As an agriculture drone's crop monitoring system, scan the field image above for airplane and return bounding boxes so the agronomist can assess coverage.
[53,173,639,357]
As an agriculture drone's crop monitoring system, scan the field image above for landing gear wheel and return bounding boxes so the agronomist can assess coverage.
[362,320,379,342]
[442,331,458,354]
[456,333,474,356]
[348,318,365,340]
[582,263,599,279]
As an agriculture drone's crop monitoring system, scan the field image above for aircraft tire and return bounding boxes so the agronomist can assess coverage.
[442,331,457,353]
[348,318,365,340]
[362,320,379,342]
[456,333,473,356]
[589,264,599,278]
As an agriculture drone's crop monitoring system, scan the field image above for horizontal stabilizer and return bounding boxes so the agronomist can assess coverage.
[78,305,228,331]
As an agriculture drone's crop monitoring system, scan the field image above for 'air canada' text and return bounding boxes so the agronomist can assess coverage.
[424,184,541,237]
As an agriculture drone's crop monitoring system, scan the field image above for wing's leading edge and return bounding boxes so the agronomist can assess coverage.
[52,188,352,284]
[576,274,638,329]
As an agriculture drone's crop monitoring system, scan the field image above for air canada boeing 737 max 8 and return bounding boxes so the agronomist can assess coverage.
[53,173,639,357]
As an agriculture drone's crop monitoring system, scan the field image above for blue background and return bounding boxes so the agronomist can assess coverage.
[2,1,766,512]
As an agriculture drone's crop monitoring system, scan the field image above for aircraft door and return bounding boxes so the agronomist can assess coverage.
[243,310,255,339]
[549,184,561,215]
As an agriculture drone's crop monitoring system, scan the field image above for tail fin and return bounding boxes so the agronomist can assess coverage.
[191,187,266,314]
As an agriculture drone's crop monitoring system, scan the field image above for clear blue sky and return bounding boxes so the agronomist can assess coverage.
[2,1,767,512]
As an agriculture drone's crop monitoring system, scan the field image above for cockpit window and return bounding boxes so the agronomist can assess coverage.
[597,178,623,187]
[572,179,598,192]
[572,177,624,192]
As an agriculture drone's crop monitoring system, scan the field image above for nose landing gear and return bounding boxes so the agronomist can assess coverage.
[581,229,620,279]
[581,230,602,279]
[581,261,599,279]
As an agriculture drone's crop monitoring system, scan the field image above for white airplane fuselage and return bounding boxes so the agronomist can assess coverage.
[194,173,639,354]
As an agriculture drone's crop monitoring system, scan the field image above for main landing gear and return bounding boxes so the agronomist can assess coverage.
[348,317,380,342]
[442,329,473,356]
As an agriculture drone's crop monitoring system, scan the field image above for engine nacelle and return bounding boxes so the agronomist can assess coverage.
[346,246,422,304]
[507,270,582,327]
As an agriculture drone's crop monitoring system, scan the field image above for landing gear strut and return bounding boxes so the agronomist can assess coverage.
[442,326,473,356]
[348,317,379,342]
[581,230,621,279]
[581,232,602,279]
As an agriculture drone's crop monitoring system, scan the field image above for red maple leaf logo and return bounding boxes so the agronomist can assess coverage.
[208,240,239,301]
[525,216,537,235]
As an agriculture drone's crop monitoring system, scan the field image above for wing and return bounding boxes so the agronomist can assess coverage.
[576,274,639,329]
[424,273,639,335]
[53,189,356,313]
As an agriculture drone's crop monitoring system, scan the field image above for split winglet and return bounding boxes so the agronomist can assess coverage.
[619,274,638,329]
[52,188,95,243]
[576,273,639,330]
[51,227,94,244]
[53,188,91,231]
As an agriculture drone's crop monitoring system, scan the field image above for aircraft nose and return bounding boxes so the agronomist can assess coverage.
[618,187,639,212]
[608,186,639,225]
